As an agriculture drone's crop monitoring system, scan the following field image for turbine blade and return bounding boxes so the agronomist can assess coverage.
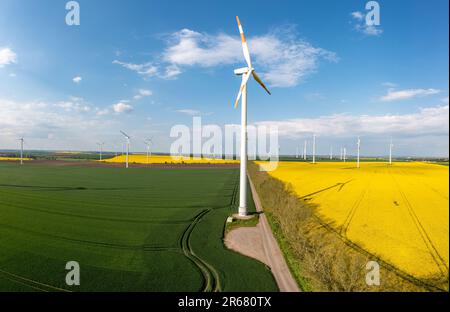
[234,72,251,108]
[252,71,271,95]
[236,16,252,68]
[120,130,130,139]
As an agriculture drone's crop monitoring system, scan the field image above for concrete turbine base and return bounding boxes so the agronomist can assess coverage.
[232,213,256,220]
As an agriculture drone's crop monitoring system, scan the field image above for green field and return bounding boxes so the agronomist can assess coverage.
[0,162,277,292]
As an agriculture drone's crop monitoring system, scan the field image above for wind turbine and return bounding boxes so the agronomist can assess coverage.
[233,16,271,217]
[120,131,131,168]
[343,147,347,162]
[18,138,24,165]
[389,138,394,165]
[144,138,153,164]
[303,140,307,160]
[330,146,333,160]
[97,142,105,161]
[312,134,316,164]
[357,136,361,168]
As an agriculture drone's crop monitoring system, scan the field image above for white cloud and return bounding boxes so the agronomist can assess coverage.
[113,101,133,113]
[351,11,364,20]
[441,96,449,104]
[55,100,91,113]
[72,76,82,84]
[380,88,441,102]
[0,48,17,68]
[138,89,152,96]
[163,64,182,79]
[133,89,153,100]
[175,109,201,116]
[95,108,110,116]
[359,25,383,36]
[382,82,397,88]
[114,26,337,87]
[350,12,383,36]
[163,29,240,67]
[112,60,158,77]
[0,98,115,149]
[254,105,449,139]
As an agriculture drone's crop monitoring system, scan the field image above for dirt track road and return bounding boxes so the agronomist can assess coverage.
[226,178,300,291]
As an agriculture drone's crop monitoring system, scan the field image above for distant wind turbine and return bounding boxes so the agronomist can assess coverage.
[357,136,361,168]
[343,147,347,162]
[389,138,394,165]
[303,140,307,160]
[144,138,153,164]
[330,146,333,160]
[97,142,105,161]
[19,137,24,165]
[312,134,316,164]
[120,131,131,168]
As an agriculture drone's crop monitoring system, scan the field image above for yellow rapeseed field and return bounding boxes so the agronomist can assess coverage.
[102,154,240,164]
[257,161,449,281]
[0,157,33,161]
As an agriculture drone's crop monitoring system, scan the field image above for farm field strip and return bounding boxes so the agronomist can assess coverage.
[0,157,33,161]
[257,161,449,287]
[0,163,277,292]
[102,155,240,165]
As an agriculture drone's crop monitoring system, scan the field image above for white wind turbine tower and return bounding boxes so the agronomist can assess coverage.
[357,136,361,168]
[120,131,131,168]
[330,146,333,160]
[19,137,24,165]
[97,142,105,161]
[233,16,271,217]
[144,138,153,164]
[303,140,307,160]
[389,138,394,165]
[343,147,347,162]
[312,134,316,164]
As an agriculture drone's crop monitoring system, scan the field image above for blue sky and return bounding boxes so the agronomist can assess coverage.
[0,0,448,156]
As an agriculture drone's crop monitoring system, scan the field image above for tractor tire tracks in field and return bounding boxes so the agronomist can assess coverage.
[388,168,449,279]
[0,222,178,252]
[340,178,371,238]
[179,209,222,292]
[0,268,70,292]
[313,215,447,292]
[177,172,240,292]
[312,169,447,291]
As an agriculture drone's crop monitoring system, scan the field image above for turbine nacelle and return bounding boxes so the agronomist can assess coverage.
[234,67,251,76]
